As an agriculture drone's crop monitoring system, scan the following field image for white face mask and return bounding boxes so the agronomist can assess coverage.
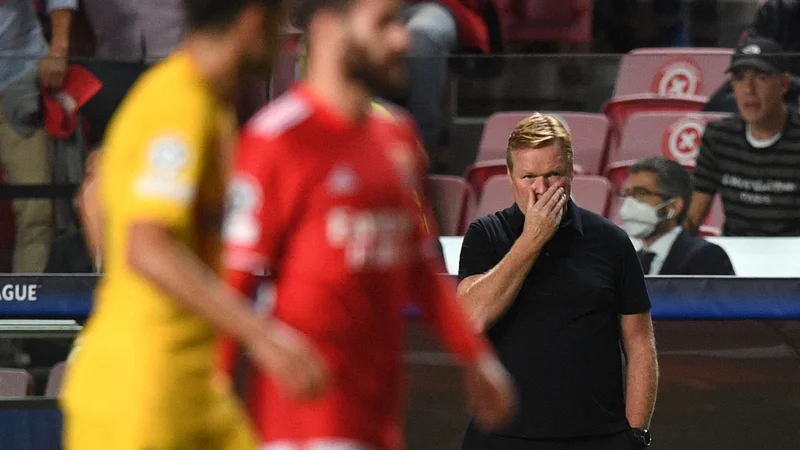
[619,197,675,239]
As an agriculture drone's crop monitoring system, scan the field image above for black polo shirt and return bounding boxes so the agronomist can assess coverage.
[458,201,651,440]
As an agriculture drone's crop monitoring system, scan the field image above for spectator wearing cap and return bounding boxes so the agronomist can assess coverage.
[686,37,800,237]
[619,157,734,275]
[0,0,77,272]
[704,2,800,113]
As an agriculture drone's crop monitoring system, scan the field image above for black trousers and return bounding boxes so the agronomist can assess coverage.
[463,427,641,450]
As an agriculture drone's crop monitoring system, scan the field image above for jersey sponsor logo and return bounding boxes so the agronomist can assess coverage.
[327,164,359,196]
[651,58,702,97]
[0,284,39,301]
[326,207,414,270]
[661,116,706,164]
[135,134,195,203]
[223,174,263,247]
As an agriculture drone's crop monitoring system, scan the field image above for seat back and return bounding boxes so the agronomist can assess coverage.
[424,175,471,236]
[0,369,32,397]
[614,49,734,98]
[45,362,67,397]
[471,175,513,222]
[611,112,730,167]
[571,175,613,216]
[478,112,609,174]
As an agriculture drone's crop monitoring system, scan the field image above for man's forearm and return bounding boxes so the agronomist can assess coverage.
[48,9,73,56]
[460,238,542,332]
[128,224,268,346]
[625,345,659,428]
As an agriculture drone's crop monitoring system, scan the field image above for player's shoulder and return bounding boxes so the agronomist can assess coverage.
[244,90,314,142]
[119,54,214,127]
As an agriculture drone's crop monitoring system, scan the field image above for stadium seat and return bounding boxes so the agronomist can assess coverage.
[0,167,14,273]
[464,159,508,200]
[424,175,472,236]
[45,362,66,397]
[602,48,733,148]
[605,161,726,233]
[613,48,733,99]
[609,112,731,168]
[0,369,32,397]
[469,174,612,223]
[496,0,594,48]
[476,111,609,174]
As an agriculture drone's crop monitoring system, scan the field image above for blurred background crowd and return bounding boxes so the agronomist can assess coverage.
[1,0,799,276]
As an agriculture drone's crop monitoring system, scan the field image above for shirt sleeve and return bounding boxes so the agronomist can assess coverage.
[223,132,292,278]
[615,232,652,315]
[458,219,498,281]
[692,127,721,195]
[410,203,489,366]
[46,0,78,12]
[125,98,210,230]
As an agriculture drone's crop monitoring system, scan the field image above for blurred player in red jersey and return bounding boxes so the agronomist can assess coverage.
[220,0,516,447]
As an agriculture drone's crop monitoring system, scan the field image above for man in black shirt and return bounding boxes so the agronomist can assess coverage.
[458,113,658,449]
[686,38,800,236]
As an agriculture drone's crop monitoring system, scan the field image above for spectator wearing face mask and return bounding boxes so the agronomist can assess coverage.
[619,157,735,276]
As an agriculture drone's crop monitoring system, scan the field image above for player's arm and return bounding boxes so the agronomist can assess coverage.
[409,191,516,431]
[125,109,325,400]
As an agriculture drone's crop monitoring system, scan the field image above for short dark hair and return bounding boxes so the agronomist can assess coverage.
[184,0,279,31]
[630,157,693,223]
[291,0,354,30]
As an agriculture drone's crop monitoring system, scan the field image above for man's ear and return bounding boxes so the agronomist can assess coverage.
[780,72,792,96]
[670,197,685,220]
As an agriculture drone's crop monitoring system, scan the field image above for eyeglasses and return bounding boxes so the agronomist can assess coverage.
[617,187,667,200]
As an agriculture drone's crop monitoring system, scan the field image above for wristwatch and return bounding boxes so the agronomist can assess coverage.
[630,428,652,448]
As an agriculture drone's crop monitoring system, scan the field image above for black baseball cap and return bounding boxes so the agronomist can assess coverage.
[727,37,787,74]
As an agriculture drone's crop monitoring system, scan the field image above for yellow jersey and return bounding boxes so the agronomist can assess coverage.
[61,52,243,439]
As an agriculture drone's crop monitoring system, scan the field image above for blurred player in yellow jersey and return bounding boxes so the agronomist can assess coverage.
[59,1,328,449]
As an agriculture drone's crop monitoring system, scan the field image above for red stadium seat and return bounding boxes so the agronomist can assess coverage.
[424,175,472,236]
[0,369,33,397]
[602,48,733,148]
[45,362,67,397]
[469,174,612,223]
[477,111,609,174]
[464,159,508,199]
[605,160,726,232]
[571,175,613,217]
[613,48,733,98]
[0,166,14,273]
[470,174,513,222]
[496,0,594,47]
[609,112,731,168]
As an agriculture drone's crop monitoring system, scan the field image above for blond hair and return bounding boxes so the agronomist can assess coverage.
[506,113,573,171]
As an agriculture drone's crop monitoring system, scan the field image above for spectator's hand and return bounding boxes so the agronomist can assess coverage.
[39,49,68,91]
[466,353,516,431]
[246,320,329,402]
[521,185,568,247]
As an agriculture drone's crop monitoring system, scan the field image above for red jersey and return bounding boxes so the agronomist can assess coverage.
[222,84,487,449]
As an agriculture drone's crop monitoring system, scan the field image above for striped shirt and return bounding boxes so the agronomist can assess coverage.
[694,109,800,236]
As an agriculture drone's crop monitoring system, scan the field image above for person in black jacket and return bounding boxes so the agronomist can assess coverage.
[704,2,800,113]
[618,157,735,275]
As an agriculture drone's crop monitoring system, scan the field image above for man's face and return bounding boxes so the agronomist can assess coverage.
[343,0,410,98]
[622,171,667,208]
[507,145,572,214]
[731,67,790,125]
[240,6,284,76]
